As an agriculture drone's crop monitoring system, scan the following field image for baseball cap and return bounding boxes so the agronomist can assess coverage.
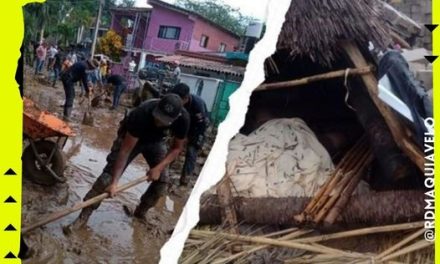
[153,94,183,125]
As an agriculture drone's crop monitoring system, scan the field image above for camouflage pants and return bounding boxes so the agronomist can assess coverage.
[81,114,168,218]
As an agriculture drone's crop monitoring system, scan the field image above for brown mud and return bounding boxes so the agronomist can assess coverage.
[22,67,205,263]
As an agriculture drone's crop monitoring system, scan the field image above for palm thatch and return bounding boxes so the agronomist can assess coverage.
[276,0,392,66]
[180,223,433,264]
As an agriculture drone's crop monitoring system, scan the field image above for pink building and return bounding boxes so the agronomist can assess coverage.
[110,0,241,56]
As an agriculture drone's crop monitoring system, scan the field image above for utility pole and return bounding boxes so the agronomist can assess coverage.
[91,0,104,58]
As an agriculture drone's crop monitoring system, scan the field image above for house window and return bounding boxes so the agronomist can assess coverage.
[158,26,181,40]
[200,35,209,48]
[121,17,134,28]
[219,43,226,52]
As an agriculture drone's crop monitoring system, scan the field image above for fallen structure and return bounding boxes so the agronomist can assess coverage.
[201,0,431,229]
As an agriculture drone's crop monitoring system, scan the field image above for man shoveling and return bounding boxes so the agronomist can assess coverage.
[63,94,189,234]
[169,83,209,186]
[60,59,99,121]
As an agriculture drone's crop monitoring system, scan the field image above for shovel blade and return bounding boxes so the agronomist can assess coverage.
[82,111,94,126]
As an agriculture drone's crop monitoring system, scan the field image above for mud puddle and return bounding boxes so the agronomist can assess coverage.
[22,68,192,263]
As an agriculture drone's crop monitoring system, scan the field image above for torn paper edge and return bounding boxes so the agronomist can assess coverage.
[159,0,292,263]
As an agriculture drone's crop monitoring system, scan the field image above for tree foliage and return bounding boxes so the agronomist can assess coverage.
[175,0,254,36]
[23,0,134,46]
[96,30,123,61]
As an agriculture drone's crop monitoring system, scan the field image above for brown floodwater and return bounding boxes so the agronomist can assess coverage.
[22,69,191,264]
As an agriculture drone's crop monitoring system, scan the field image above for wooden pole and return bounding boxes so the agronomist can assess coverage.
[22,175,148,234]
[294,221,424,243]
[390,31,411,49]
[255,66,373,91]
[90,0,104,58]
[216,162,239,234]
[375,228,425,260]
[322,150,373,225]
[216,178,239,234]
[341,41,424,172]
[212,230,312,264]
[190,230,364,258]
[199,191,425,226]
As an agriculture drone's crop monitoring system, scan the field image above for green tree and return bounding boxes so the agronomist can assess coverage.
[175,0,254,36]
[23,0,133,47]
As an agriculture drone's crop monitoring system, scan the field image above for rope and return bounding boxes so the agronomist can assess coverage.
[343,68,356,112]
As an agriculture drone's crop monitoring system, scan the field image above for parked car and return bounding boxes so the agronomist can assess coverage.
[93,54,112,63]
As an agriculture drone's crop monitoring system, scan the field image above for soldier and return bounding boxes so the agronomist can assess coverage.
[170,83,209,186]
[64,94,190,233]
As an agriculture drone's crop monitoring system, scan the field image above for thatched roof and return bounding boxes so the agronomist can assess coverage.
[277,0,392,66]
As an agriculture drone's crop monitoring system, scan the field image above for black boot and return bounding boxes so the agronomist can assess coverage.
[63,107,72,122]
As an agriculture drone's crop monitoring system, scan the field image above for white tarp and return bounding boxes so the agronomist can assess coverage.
[218,118,335,198]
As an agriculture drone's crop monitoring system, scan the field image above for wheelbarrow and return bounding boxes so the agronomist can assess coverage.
[23,97,75,186]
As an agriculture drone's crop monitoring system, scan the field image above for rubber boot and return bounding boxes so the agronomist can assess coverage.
[63,106,72,122]
[62,207,94,235]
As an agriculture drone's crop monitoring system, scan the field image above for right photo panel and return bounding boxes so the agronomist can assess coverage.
[181,0,434,263]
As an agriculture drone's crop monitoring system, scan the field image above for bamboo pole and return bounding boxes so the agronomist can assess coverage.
[313,143,370,223]
[341,41,424,172]
[375,228,425,260]
[190,230,364,258]
[256,66,374,91]
[323,150,373,225]
[293,222,424,243]
[211,229,312,264]
[379,240,433,262]
[22,175,149,234]
[307,136,368,218]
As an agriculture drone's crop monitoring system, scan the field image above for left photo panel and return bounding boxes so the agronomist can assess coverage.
[19,0,255,262]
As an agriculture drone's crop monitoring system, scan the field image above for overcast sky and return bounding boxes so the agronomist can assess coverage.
[133,0,271,21]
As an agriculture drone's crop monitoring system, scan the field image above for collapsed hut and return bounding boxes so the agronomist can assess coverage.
[182,0,433,262]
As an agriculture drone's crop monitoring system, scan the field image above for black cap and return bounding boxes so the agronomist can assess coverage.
[170,83,190,98]
[153,94,183,125]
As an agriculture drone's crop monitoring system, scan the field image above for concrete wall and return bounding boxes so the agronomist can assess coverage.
[144,5,194,53]
[389,0,432,49]
[179,73,222,111]
[189,17,240,52]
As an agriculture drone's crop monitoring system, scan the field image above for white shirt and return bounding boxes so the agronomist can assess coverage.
[173,66,181,78]
[48,47,58,59]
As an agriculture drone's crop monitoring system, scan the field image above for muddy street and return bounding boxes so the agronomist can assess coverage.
[22,67,200,264]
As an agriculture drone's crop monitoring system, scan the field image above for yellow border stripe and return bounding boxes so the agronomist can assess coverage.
[0,0,437,263]
[0,1,44,263]
[434,0,439,262]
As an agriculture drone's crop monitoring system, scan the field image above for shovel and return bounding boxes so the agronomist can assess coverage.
[82,96,94,126]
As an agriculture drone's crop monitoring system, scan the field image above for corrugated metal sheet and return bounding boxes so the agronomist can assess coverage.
[157,55,245,76]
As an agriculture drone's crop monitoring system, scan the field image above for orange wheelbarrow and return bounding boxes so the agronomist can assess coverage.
[23,97,75,186]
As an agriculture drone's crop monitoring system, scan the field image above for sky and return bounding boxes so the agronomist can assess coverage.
[133,0,271,21]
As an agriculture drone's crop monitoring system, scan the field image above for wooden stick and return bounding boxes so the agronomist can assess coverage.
[375,228,425,260]
[22,175,149,234]
[190,230,363,258]
[380,240,433,262]
[216,162,239,234]
[294,222,424,243]
[256,66,374,91]
[341,41,424,172]
[211,229,312,264]
[313,144,369,223]
[307,137,368,218]
[390,31,411,49]
[323,150,373,224]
